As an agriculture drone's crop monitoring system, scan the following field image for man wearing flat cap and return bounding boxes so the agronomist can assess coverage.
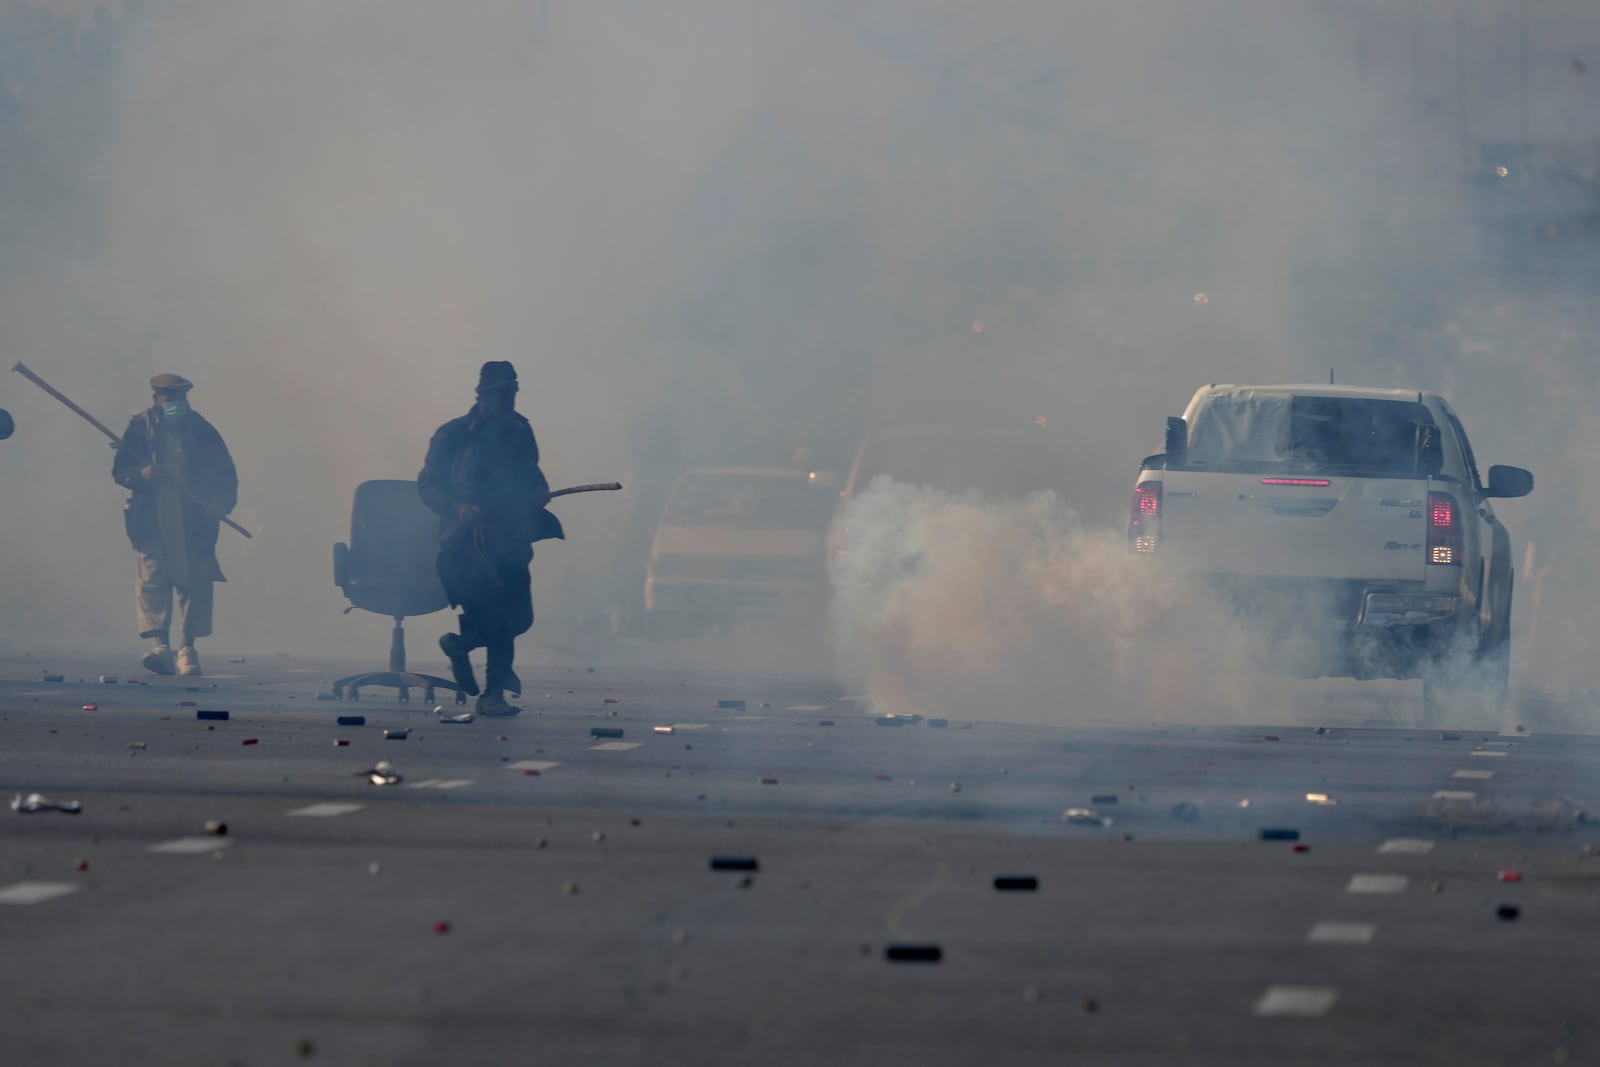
[112,373,238,676]
[418,361,561,716]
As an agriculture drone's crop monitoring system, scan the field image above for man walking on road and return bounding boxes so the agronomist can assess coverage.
[418,361,559,717]
[112,373,238,676]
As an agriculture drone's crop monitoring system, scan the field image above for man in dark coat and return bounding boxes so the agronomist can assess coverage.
[418,361,559,716]
[111,373,239,676]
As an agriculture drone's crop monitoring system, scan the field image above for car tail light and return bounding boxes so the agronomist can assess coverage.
[1130,482,1161,552]
[1426,491,1462,565]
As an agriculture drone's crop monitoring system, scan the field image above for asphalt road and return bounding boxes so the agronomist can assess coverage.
[2,650,1598,1066]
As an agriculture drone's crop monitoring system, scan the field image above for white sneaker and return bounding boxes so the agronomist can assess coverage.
[177,645,202,676]
[141,645,176,676]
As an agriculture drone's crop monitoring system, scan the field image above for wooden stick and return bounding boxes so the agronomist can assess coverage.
[549,482,622,499]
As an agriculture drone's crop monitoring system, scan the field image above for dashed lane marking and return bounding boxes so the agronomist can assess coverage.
[407,779,473,790]
[591,741,642,751]
[1307,921,1377,945]
[1432,790,1477,801]
[1469,750,1507,758]
[787,705,828,712]
[287,802,365,817]
[1253,986,1338,1018]
[0,881,79,906]
[1346,874,1409,895]
[506,760,560,773]
[732,715,768,721]
[1378,838,1435,855]
[148,837,231,855]
[1452,769,1494,780]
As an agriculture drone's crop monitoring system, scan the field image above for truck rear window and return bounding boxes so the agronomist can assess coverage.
[1186,394,1438,476]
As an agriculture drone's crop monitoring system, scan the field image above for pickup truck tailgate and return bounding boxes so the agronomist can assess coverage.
[1159,471,1431,581]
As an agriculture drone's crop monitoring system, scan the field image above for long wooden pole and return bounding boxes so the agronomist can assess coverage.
[11,361,253,539]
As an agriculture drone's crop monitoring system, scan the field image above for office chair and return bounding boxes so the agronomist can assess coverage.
[331,479,466,704]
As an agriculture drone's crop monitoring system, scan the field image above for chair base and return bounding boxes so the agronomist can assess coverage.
[332,671,467,704]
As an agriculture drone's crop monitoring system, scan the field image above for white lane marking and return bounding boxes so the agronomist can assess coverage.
[1432,790,1477,801]
[672,724,710,731]
[287,802,365,817]
[1483,740,1514,747]
[788,705,828,711]
[1307,921,1377,945]
[149,837,231,854]
[506,760,560,772]
[1378,838,1435,855]
[1452,769,1494,780]
[591,741,641,751]
[1347,873,1409,895]
[1253,986,1338,1017]
[1469,750,1507,758]
[0,881,80,906]
[732,715,768,721]
[407,779,472,790]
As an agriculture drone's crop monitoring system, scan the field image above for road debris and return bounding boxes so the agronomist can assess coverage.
[42,674,63,683]
[197,709,229,721]
[292,1038,315,1059]
[1306,793,1338,806]
[337,715,365,726]
[1262,735,1280,742]
[1292,844,1311,853]
[759,777,779,785]
[562,881,579,895]
[361,761,402,786]
[1079,997,1100,1014]
[1498,870,1523,882]
[949,781,962,794]
[241,738,259,746]
[1062,807,1109,826]
[440,714,474,724]
[81,704,97,711]
[12,793,82,814]
[1497,903,1520,921]
[1091,794,1119,805]
[591,727,624,738]
[654,725,674,734]
[1260,828,1301,841]
[717,700,747,710]
[99,675,117,684]
[1169,802,1201,822]
[885,944,942,963]
[179,700,195,707]
[75,859,88,872]
[876,714,922,726]
[204,820,227,835]
[384,729,408,740]
[710,856,759,871]
[994,875,1039,891]
[333,739,350,747]
[818,720,835,726]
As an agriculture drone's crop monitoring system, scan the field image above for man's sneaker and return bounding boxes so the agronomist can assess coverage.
[439,633,480,696]
[176,645,202,677]
[475,690,520,717]
[141,645,176,676]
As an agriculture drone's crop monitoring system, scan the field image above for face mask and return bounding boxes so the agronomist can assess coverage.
[160,399,189,422]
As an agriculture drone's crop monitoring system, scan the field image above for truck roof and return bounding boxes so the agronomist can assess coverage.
[1192,384,1439,403]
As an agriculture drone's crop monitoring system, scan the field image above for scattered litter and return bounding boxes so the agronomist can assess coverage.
[128,741,146,750]
[292,1039,315,1059]
[11,793,82,815]
[75,859,88,872]
[591,727,624,738]
[1091,794,1119,806]
[885,944,942,963]
[603,697,619,705]
[949,781,962,794]
[1262,735,1280,742]
[654,725,674,734]
[81,704,99,711]
[876,714,922,726]
[1079,997,1100,1014]
[1238,798,1252,808]
[1260,828,1301,841]
[204,820,227,836]
[440,714,474,724]
[1292,844,1311,853]
[384,729,408,740]
[1497,903,1520,921]
[716,700,747,710]
[434,920,450,934]
[562,881,579,895]
[1498,870,1523,883]
[361,761,401,786]
[1169,802,1202,822]
[99,675,117,684]
[337,715,365,726]
[42,674,63,683]
[994,875,1039,891]
[333,739,349,747]
[1062,808,1108,826]
[241,738,259,746]
[197,710,229,721]
[927,718,949,728]
[711,856,760,871]
[1312,726,1328,736]
[1306,793,1338,806]
[874,774,891,782]
[591,831,606,843]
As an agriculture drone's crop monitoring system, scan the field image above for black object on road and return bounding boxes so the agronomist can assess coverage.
[1497,903,1521,921]
[384,729,408,740]
[710,856,760,871]
[993,875,1039,892]
[591,727,625,738]
[1259,828,1301,841]
[1092,794,1119,805]
[336,715,365,726]
[43,674,63,683]
[885,944,942,963]
[196,709,229,721]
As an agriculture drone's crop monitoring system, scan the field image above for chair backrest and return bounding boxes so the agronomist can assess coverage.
[341,479,448,618]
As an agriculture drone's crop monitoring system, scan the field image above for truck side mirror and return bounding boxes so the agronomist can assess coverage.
[1164,417,1187,467]
[1484,464,1533,498]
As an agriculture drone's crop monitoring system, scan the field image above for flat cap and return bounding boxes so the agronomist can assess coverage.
[150,373,194,393]
[476,360,518,393]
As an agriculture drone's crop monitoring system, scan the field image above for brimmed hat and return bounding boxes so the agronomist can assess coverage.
[150,373,194,393]
[476,361,518,393]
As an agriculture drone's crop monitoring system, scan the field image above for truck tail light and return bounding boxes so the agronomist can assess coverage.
[1426,491,1462,565]
[1130,482,1161,553]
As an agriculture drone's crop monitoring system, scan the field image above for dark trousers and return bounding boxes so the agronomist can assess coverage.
[439,525,534,695]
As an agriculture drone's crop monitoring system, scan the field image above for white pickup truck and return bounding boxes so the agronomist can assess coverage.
[1130,385,1533,721]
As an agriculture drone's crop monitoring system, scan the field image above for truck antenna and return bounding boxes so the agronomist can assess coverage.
[1329,368,1335,385]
